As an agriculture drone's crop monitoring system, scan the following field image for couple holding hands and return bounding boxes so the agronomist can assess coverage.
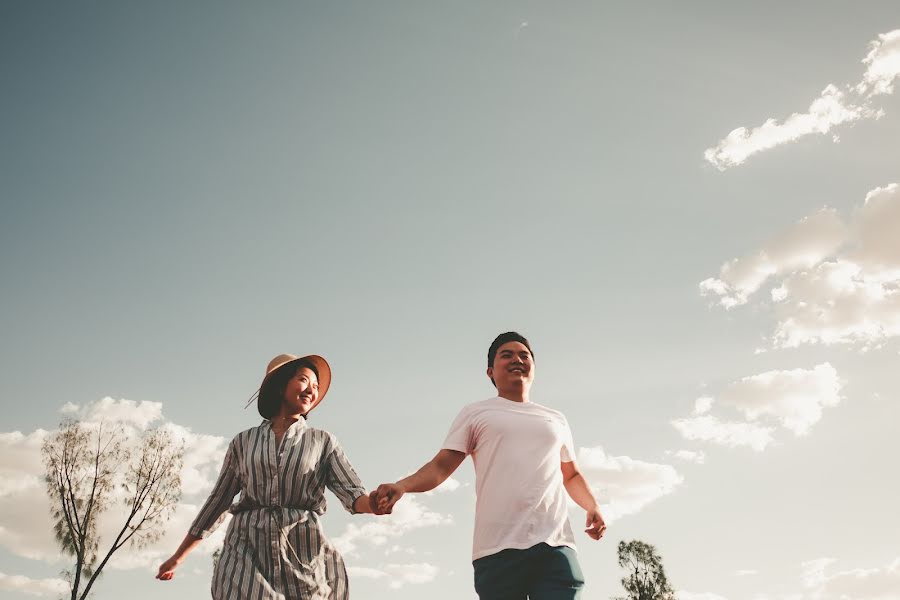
[157,332,606,599]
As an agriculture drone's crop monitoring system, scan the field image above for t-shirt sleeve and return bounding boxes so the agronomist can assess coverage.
[441,406,474,455]
[560,415,575,463]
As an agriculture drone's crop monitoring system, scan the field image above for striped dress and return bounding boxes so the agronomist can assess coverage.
[189,419,367,600]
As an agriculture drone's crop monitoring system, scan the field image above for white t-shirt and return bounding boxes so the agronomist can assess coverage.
[442,396,577,560]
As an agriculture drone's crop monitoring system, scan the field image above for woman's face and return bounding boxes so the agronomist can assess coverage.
[281,367,319,415]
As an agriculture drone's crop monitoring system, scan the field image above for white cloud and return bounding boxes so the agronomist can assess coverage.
[422,476,462,496]
[384,563,440,588]
[332,495,453,556]
[704,29,899,170]
[0,431,48,498]
[0,572,68,597]
[852,184,900,275]
[0,478,60,561]
[693,397,714,415]
[672,364,842,450]
[678,592,730,600]
[858,30,900,96]
[59,402,79,415]
[703,184,900,348]
[348,563,439,589]
[664,449,706,464]
[718,364,843,435]
[802,556,900,600]
[346,566,388,580]
[576,447,682,521]
[671,415,775,452]
[704,85,877,170]
[71,396,165,429]
[772,260,900,348]
[736,569,759,576]
[701,208,847,308]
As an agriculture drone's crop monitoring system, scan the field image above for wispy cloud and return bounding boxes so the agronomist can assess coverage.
[802,556,900,600]
[702,184,900,348]
[704,29,900,170]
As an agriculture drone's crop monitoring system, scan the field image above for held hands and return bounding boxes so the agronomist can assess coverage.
[584,506,607,541]
[369,483,405,515]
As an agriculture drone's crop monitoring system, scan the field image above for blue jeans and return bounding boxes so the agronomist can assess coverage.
[473,543,585,600]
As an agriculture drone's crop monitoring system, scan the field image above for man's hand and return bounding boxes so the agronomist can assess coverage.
[584,506,606,540]
[370,483,405,515]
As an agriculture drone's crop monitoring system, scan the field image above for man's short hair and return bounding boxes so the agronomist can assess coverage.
[487,331,534,368]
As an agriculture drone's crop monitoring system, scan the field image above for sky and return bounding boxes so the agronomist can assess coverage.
[2,2,899,599]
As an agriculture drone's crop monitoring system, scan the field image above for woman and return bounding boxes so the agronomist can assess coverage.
[156,353,381,599]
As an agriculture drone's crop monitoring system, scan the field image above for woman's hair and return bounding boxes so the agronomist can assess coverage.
[257,359,320,419]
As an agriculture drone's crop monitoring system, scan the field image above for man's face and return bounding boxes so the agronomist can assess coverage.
[487,341,534,389]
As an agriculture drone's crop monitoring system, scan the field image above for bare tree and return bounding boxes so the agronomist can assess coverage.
[42,419,183,600]
[614,539,676,600]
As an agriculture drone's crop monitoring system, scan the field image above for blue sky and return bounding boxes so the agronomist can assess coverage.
[2,3,899,599]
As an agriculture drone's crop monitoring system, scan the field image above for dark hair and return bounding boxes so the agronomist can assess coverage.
[487,331,534,368]
[257,359,319,419]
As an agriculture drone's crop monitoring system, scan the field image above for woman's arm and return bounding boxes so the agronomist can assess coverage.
[156,534,202,580]
[156,439,241,580]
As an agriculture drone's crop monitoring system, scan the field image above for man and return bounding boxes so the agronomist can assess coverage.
[372,332,605,599]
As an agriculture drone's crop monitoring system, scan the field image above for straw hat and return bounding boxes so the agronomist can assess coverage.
[244,354,332,414]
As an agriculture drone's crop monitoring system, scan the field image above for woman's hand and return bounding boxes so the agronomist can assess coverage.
[156,555,181,581]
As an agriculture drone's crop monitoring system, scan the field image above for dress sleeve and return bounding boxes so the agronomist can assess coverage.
[324,434,367,514]
[441,406,474,455]
[188,437,242,538]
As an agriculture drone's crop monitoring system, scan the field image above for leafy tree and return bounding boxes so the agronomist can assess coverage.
[614,539,676,600]
[42,419,183,600]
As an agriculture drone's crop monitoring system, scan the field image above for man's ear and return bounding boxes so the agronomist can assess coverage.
[486,366,493,380]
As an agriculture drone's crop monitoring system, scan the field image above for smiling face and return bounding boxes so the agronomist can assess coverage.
[281,367,319,416]
[487,341,535,392]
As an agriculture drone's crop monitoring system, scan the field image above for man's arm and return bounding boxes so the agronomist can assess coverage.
[372,449,466,513]
[561,460,607,540]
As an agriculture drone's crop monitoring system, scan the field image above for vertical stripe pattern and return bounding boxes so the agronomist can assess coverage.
[189,419,367,599]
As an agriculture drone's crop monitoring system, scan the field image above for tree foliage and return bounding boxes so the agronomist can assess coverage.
[42,419,183,600]
[614,539,676,600]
